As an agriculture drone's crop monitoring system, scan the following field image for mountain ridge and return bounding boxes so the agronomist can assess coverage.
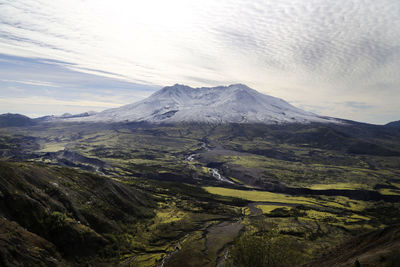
[0,113,36,127]
[386,120,400,128]
[70,84,340,124]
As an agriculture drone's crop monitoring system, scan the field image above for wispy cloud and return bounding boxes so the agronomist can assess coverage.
[0,0,399,123]
[345,101,374,110]
[1,79,60,87]
[0,53,160,116]
[0,95,122,108]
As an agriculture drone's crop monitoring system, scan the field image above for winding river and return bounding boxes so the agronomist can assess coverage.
[184,142,235,184]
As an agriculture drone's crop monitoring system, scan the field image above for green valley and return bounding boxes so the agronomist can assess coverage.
[1,121,400,266]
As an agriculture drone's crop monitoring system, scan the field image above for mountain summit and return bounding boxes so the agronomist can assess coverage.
[75,84,337,124]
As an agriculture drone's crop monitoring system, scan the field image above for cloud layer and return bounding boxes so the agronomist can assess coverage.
[0,54,159,117]
[0,0,399,123]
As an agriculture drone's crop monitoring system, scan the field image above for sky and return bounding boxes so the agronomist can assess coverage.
[0,0,399,124]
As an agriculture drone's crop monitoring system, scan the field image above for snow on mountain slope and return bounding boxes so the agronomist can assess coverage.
[36,111,98,122]
[72,84,338,124]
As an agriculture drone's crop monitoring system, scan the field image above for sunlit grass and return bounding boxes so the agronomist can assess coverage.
[379,188,400,195]
[203,186,315,205]
[38,142,66,152]
[257,204,290,214]
[155,207,186,224]
[308,182,367,190]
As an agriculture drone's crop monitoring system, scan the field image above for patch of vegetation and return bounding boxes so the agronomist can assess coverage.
[204,186,318,206]
[227,224,308,267]
[256,205,291,214]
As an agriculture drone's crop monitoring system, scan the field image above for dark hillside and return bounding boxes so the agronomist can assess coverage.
[0,161,155,264]
[0,113,35,127]
[386,120,400,128]
[307,225,400,267]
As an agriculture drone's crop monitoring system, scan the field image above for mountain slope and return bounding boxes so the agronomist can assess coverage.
[308,225,400,267]
[386,120,400,128]
[0,113,35,127]
[0,218,64,266]
[73,84,338,124]
[0,161,155,264]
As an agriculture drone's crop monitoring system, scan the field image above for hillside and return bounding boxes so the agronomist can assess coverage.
[386,120,400,128]
[0,161,246,266]
[0,113,35,127]
[0,161,155,265]
[308,225,400,266]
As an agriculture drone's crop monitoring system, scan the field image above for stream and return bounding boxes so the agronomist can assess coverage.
[186,154,195,161]
[209,168,234,184]
[184,142,235,184]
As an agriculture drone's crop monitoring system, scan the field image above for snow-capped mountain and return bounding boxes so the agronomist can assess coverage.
[72,84,338,124]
